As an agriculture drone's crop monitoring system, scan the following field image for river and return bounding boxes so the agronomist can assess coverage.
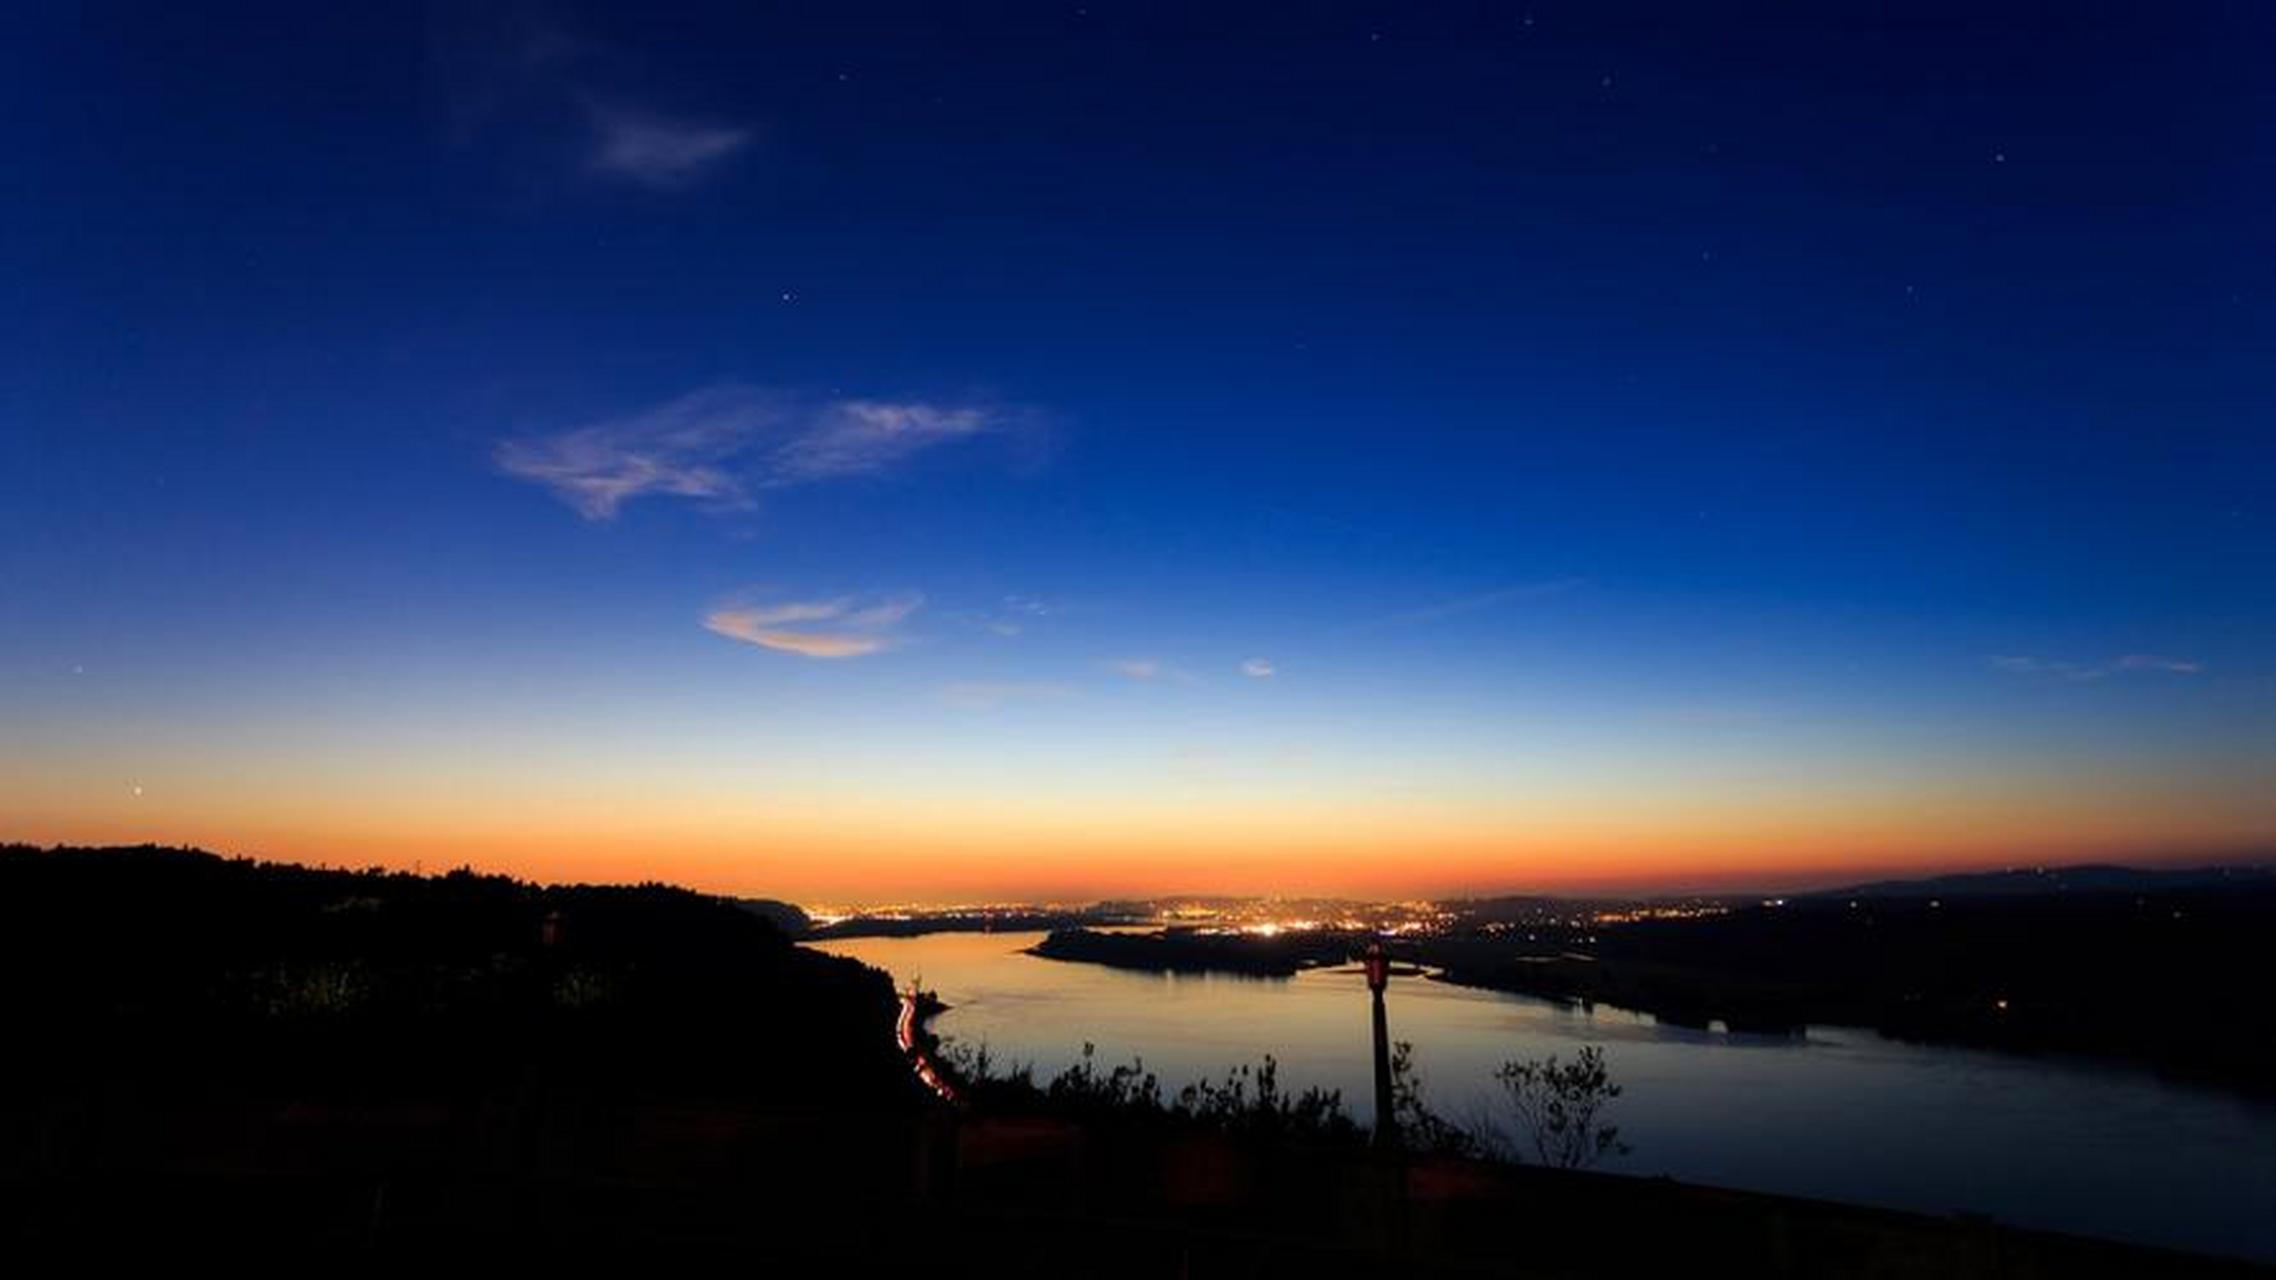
[813,929,2276,1263]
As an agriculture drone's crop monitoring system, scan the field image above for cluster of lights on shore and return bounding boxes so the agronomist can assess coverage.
[812,897,1734,938]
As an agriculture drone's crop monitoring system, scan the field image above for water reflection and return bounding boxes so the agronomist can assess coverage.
[815,930,2276,1263]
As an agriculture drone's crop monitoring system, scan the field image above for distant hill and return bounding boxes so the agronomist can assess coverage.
[1030,926,1354,977]
[807,907,1128,939]
[1813,862,2276,900]
[735,896,813,936]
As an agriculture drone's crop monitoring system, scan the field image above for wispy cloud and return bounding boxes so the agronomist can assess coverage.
[2112,654,2206,675]
[1991,653,2205,682]
[939,681,1073,711]
[960,595,1054,637]
[1345,579,1583,633]
[767,401,990,483]
[428,12,753,193]
[704,592,921,659]
[1109,658,1164,681]
[496,386,772,519]
[585,102,750,188]
[1240,658,1276,679]
[496,385,998,520]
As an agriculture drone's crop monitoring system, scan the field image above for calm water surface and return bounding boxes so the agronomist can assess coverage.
[815,930,2276,1263]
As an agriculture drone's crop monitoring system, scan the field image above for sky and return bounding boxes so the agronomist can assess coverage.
[4,3,2272,903]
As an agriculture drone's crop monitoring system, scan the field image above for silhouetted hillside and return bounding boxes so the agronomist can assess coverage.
[1816,862,2276,899]
[733,895,814,936]
[1428,879,2276,1089]
[0,843,914,1112]
[4,846,2263,1273]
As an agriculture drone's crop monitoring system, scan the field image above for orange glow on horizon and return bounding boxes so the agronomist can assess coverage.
[10,732,2266,904]
[11,797,2266,906]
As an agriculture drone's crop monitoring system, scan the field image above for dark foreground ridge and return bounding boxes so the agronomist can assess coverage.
[1,844,2264,1275]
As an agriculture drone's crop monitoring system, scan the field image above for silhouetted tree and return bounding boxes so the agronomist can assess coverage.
[1486,1045,1628,1169]
[938,1040,1358,1143]
[1388,1039,1476,1155]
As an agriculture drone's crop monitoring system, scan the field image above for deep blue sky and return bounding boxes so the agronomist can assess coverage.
[4,3,2271,898]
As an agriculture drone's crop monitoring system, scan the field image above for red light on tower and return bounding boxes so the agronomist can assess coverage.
[1363,941,1390,992]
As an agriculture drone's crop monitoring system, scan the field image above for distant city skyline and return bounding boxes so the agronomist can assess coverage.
[6,4,2270,901]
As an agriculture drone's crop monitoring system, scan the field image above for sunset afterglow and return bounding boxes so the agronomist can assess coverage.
[11,8,2276,1269]
[6,5,2268,905]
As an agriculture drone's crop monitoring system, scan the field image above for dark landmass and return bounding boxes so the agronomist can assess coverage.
[0,842,924,1262]
[1011,865,2276,1092]
[1817,862,2276,900]
[913,1015,2261,1276]
[0,845,907,1104]
[805,907,1136,940]
[1094,895,1378,918]
[927,1118,2261,1278]
[1423,875,2276,1090]
[732,895,812,936]
[1442,894,1679,925]
[1030,927,1357,976]
[4,845,2266,1273]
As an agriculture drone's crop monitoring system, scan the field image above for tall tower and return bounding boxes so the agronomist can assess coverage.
[1365,941,1397,1148]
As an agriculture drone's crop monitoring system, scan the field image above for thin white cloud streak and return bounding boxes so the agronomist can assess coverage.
[2112,654,2205,675]
[586,103,750,188]
[1991,653,2205,681]
[766,401,990,483]
[496,385,998,520]
[704,592,922,659]
[963,595,1055,637]
[838,594,924,629]
[495,386,783,519]
[429,13,749,191]
[724,599,856,627]
[495,387,767,519]
[1240,658,1275,678]
[704,622,886,658]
